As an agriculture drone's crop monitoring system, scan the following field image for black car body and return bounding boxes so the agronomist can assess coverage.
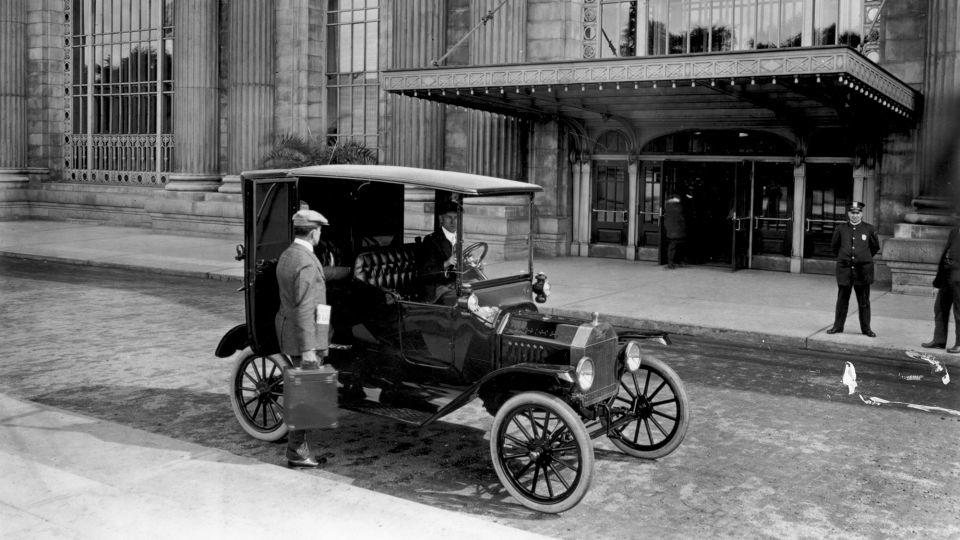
[217,165,689,512]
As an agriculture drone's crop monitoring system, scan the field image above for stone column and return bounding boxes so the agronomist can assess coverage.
[466,0,527,180]
[626,160,639,260]
[221,0,276,193]
[0,1,28,187]
[919,0,960,199]
[577,160,592,256]
[389,0,445,169]
[275,0,325,139]
[167,0,220,192]
[790,163,806,273]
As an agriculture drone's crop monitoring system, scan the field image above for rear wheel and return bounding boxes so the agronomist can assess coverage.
[490,392,593,513]
[606,356,689,459]
[229,348,290,441]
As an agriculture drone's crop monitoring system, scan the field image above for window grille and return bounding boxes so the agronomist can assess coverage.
[326,0,380,153]
[65,0,173,186]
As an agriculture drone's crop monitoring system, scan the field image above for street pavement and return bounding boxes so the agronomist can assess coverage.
[0,218,956,538]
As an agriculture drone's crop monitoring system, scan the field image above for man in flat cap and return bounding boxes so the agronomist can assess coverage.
[827,201,881,337]
[275,209,331,467]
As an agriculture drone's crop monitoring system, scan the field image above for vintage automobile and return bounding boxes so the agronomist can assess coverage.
[216,164,689,513]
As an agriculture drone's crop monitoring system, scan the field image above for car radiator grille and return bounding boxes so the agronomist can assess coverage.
[581,337,618,405]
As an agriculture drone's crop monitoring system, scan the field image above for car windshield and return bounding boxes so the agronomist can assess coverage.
[461,195,532,282]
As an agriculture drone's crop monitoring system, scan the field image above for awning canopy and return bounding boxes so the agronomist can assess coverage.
[382,47,918,132]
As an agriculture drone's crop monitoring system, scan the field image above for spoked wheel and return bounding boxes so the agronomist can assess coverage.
[229,348,291,441]
[490,392,593,513]
[606,356,689,459]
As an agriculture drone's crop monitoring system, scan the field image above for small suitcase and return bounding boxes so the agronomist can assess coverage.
[284,364,339,430]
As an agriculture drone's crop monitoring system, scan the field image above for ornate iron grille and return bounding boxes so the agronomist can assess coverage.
[64,0,174,186]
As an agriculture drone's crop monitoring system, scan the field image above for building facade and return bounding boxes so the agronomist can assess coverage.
[1,0,958,291]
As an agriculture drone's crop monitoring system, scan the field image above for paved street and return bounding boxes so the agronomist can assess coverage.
[1,257,958,538]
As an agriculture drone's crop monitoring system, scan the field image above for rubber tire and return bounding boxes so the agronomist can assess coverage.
[229,348,291,442]
[490,392,594,513]
[607,356,689,459]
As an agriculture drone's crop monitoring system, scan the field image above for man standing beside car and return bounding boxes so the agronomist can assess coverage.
[275,209,331,468]
[826,201,881,337]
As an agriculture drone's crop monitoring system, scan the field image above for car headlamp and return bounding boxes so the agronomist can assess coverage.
[575,357,595,391]
[532,272,550,303]
[466,293,479,312]
[624,340,641,371]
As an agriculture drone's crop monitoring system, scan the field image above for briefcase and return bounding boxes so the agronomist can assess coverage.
[284,365,339,431]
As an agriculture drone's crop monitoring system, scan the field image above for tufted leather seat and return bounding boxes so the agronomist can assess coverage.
[352,243,421,299]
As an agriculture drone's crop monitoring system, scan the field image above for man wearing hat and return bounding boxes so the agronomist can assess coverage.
[275,209,331,467]
[827,201,881,337]
[418,198,461,304]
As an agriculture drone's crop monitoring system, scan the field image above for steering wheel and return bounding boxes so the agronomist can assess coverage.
[462,242,488,271]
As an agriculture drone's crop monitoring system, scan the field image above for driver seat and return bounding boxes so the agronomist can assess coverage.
[352,242,421,300]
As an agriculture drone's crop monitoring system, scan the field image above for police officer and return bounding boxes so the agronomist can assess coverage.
[827,201,881,337]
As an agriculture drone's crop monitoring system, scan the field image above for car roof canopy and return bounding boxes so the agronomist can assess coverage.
[288,165,543,197]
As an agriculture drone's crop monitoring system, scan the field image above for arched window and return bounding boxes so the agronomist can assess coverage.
[594,130,632,154]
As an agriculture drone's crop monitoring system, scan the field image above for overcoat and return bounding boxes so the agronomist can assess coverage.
[831,220,880,286]
[933,227,960,287]
[275,241,329,354]
[663,198,687,240]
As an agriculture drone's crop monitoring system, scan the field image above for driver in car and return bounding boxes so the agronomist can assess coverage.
[418,199,460,305]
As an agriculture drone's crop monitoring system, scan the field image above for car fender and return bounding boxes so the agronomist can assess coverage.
[216,324,249,358]
[419,363,575,426]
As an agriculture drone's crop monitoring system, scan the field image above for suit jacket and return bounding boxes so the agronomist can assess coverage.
[934,227,960,287]
[418,230,455,300]
[663,199,687,240]
[831,221,880,286]
[275,242,329,355]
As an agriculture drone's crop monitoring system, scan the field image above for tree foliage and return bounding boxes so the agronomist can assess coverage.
[260,135,377,168]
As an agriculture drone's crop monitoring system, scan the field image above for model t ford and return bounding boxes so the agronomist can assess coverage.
[216,165,690,513]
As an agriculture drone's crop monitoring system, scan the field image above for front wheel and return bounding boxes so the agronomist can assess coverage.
[229,348,291,441]
[606,356,689,459]
[490,392,594,513]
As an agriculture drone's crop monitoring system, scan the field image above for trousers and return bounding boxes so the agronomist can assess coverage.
[285,354,321,460]
[932,280,960,345]
[833,282,871,332]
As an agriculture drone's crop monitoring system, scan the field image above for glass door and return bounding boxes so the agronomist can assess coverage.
[591,160,629,244]
[731,162,753,270]
[804,163,852,259]
[752,162,794,257]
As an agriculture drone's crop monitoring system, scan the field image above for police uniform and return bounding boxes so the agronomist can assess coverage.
[275,209,330,468]
[827,202,881,337]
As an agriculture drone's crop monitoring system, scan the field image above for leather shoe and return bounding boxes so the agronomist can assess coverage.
[825,327,841,334]
[921,341,947,349]
[948,345,960,354]
[862,330,876,338]
[287,455,326,468]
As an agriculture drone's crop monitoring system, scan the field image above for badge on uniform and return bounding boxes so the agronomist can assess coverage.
[861,234,867,241]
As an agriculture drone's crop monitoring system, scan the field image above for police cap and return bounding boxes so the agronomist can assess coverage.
[847,201,865,212]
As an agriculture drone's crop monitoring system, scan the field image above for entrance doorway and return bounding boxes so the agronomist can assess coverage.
[648,160,794,269]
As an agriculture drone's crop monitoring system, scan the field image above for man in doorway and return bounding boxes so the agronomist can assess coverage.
[275,209,332,468]
[826,201,881,337]
[662,194,687,269]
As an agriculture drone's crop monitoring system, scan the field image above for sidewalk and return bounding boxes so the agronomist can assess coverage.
[0,392,548,540]
[0,218,955,368]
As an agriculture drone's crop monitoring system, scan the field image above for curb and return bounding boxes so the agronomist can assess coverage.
[0,251,242,282]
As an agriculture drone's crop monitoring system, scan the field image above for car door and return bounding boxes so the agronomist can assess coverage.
[242,171,298,355]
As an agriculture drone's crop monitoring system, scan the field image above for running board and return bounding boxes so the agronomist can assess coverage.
[341,399,435,426]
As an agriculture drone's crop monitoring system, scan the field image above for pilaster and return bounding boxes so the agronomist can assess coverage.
[919,0,960,198]
[790,163,806,273]
[626,160,639,260]
[167,0,220,192]
[222,0,276,193]
[275,0,325,139]
[465,0,526,180]
[0,1,28,187]
[387,0,445,169]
